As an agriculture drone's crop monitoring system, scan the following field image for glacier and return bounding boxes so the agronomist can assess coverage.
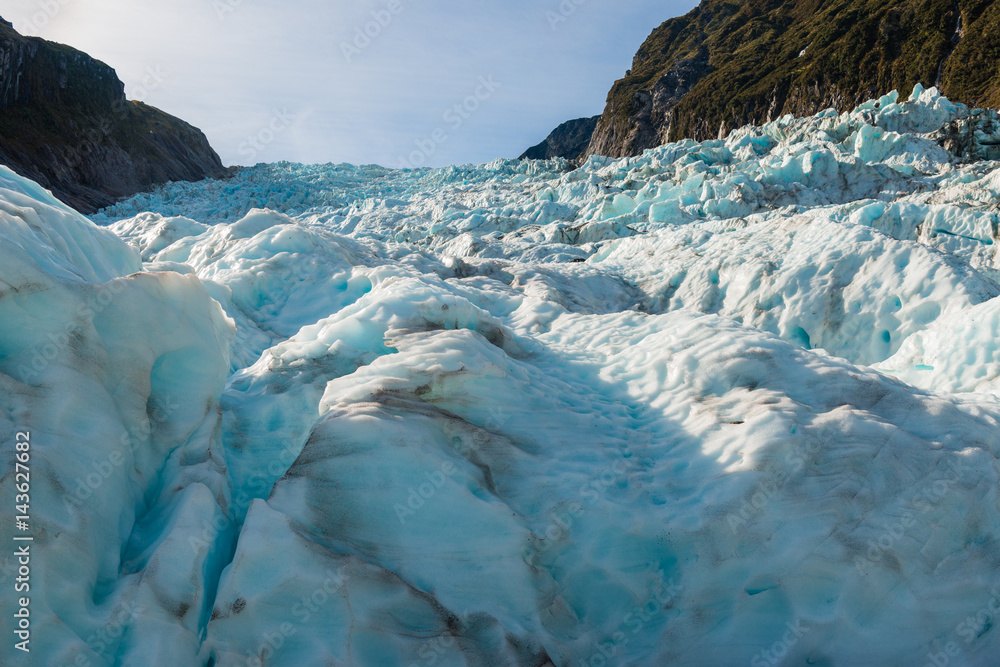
[2,85,1000,666]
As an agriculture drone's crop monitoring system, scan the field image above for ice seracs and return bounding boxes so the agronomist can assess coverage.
[2,86,1000,665]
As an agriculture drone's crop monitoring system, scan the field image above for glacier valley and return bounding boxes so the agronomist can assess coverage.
[3,85,1000,666]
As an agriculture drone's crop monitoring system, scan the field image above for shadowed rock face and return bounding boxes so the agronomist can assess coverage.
[587,47,713,159]
[0,17,228,213]
[519,116,600,162]
[583,0,1000,159]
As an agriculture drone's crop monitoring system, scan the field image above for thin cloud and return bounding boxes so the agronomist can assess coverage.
[4,0,697,167]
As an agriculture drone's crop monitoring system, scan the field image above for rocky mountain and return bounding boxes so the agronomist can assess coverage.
[519,115,600,162]
[574,0,1000,158]
[0,17,228,213]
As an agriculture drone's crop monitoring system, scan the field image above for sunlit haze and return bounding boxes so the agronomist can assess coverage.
[5,0,697,167]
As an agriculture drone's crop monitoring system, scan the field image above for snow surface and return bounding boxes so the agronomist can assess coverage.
[3,86,1000,666]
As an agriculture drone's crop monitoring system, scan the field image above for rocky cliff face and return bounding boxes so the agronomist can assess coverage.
[0,18,228,213]
[585,0,1000,158]
[519,116,600,162]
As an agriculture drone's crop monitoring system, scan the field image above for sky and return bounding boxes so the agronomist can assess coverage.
[5,0,698,168]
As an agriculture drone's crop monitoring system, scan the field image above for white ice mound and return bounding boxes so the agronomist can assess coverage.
[877,295,1000,395]
[0,169,236,664]
[3,87,1000,666]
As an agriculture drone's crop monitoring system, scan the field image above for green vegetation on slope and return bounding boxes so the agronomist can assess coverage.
[591,0,1000,156]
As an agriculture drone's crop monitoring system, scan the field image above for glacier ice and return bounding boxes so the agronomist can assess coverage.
[3,87,1000,665]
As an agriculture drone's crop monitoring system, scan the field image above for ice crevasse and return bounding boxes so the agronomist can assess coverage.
[1,85,1000,665]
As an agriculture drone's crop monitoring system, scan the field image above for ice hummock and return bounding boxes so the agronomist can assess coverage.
[2,86,1000,666]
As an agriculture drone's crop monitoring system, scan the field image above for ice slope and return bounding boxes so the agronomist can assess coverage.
[2,86,1000,666]
[0,166,236,664]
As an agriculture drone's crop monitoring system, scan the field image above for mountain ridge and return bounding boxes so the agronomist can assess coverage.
[0,17,228,213]
[519,115,600,162]
[523,0,1000,160]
